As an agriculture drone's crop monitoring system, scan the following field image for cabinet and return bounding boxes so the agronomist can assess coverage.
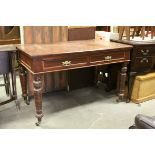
[111,39,155,100]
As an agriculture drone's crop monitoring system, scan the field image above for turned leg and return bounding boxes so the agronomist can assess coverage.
[33,74,43,126]
[6,73,11,97]
[3,74,10,96]
[19,65,30,105]
[11,52,17,99]
[11,52,20,109]
[117,62,128,102]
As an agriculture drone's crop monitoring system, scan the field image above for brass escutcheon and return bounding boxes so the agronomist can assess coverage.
[62,60,71,66]
[104,56,112,61]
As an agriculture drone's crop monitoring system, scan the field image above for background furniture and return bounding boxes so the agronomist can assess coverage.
[68,26,96,41]
[131,72,155,103]
[111,39,155,101]
[17,40,132,125]
[0,26,20,108]
[129,114,155,129]
[0,45,19,108]
[96,26,110,32]
[0,26,20,45]
[118,26,155,40]
[0,52,11,97]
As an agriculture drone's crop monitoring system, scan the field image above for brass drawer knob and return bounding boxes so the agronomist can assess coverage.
[62,61,71,66]
[140,58,149,63]
[104,56,112,61]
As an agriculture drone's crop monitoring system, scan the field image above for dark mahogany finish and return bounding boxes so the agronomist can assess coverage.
[111,39,155,100]
[17,40,132,125]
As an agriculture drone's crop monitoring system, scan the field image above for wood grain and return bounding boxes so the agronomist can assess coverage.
[23,26,68,94]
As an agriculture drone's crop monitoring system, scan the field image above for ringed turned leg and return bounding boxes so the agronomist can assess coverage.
[33,74,43,126]
[117,62,128,102]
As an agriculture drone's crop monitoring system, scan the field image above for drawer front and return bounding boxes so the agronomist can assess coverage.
[90,51,125,64]
[42,54,88,71]
[134,47,154,57]
[131,56,153,72]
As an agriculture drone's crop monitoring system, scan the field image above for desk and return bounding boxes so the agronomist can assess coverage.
[17,40,132,125]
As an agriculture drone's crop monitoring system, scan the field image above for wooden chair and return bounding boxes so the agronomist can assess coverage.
[118,26,130,40]
[0,26,20,45]
[0,49,19,109]
[119,26,149,40]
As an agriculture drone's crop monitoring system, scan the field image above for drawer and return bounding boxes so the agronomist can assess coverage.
[134,47,154,57]
[131,56,153,72]
[90,51,125,64]
[42,54,88,71]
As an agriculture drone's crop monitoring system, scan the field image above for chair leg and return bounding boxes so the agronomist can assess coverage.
[11,69,21,109]
[141,26,145,40]
[3,74,9,96]
[6,73,11,97]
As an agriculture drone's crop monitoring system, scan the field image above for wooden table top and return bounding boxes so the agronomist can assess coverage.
[0,44,17,52]
[17,40,132,58]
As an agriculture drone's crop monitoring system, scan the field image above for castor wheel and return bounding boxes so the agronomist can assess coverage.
[116,98,121,103]
[126,98,130,103]
[26,100,30,105]
[35,121,41,126]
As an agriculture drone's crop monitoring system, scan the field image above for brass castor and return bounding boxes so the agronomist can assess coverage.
[26,100,30,105]
[35,121,41,126]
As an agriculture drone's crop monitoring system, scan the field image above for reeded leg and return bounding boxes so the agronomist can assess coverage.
[33,74,43,126]
[117,62,128,102]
